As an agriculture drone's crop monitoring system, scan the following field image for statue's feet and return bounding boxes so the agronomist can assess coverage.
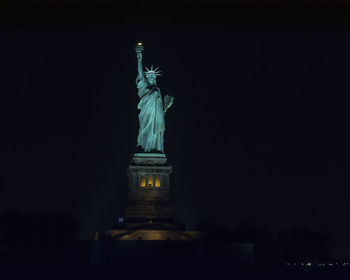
[136,146,163,154]
[150,149,163,154]
[135,146,144,153]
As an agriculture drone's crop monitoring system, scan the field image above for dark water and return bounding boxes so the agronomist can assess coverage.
[1,241,350,280]
[2,264,350,280]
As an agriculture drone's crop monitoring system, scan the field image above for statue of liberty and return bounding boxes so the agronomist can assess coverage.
[135,43,174,153]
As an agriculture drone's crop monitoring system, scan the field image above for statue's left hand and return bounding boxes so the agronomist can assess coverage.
[163,95,174,114]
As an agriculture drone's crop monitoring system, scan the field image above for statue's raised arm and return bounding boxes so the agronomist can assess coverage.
[134,43,174,153]
[135,43,144,81]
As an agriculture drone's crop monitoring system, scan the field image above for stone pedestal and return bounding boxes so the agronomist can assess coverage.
[95,153,195,240]
[124,153,174,223]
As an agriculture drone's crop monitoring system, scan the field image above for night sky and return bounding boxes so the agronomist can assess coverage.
[1,4,350,255]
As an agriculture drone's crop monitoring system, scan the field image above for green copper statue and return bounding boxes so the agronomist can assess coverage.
[135,43,174,153]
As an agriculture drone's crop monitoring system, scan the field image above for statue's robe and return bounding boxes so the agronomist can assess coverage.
[136,76,165,152]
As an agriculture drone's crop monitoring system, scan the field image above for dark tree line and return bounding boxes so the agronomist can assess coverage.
[0,211,332,265]
[0,209,79,248]
[196,221,331,263]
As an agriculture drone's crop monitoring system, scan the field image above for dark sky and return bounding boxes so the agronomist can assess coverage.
[1,4,350,254]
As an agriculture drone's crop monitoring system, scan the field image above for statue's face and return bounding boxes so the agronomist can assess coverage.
[147,75,156,85]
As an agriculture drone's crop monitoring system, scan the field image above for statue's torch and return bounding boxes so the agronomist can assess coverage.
[135,42,144,54]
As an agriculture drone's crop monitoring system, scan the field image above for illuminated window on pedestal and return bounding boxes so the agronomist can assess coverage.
[140,176,160,188]
[140,177,146,187]
[155,176,160,187]
[147,176,154,187]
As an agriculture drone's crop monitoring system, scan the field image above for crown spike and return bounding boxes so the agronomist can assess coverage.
[144,65,162,77]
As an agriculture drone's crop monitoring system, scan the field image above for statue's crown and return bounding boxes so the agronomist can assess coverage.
[144,65,162,77]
